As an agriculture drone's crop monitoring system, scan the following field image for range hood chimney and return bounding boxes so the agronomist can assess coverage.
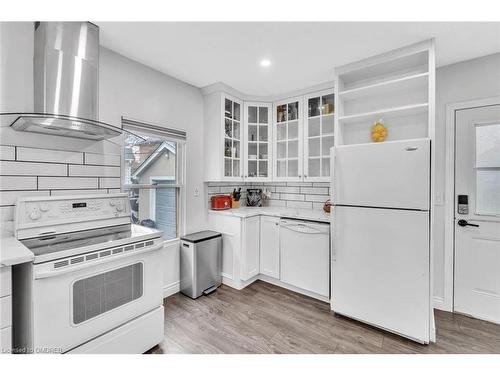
[4,22,121,140]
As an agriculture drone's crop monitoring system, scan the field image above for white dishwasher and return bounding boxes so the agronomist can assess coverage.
[279,218,330,298]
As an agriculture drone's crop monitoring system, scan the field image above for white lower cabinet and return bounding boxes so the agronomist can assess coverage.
[0,266,12,354]
[259,216,280,278]
[241,216,260,281]
[209,213,260,289]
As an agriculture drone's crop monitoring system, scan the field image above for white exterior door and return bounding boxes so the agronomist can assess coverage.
[454,104,500,324]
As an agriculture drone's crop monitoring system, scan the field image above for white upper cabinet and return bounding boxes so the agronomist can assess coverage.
[204,92,244,181]
[303,89,335,181]
[223,95,243,180]
[273,97,303,181]
[244,102,272,181]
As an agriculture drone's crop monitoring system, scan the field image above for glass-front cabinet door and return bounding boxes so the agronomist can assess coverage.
[273,97,303,181]
[303,90,334,181]
[223,94,243,180]
[244,102,272,181]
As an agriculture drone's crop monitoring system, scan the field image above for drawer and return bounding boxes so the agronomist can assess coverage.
[0,267,11,298]
[1,326,12,354]
[1,296,12,329]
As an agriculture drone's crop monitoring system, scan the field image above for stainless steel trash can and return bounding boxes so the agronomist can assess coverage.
[180,230,222,299]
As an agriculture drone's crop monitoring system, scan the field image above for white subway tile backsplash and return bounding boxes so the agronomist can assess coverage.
[207,186,221,194]
[99,177,121,189]
[0,161,67,176]
[286,201,313,209]
[0,206,14,221]
[300,187,329,195]
[267,199,287,207]
[312,182,330,188]
[17,147,83,164]
[313,202,328,211]
[0,190,49,206]
[0,146,15,160]
[286,182,313,187]
[69,165,120,177]
[38,177,98,190]
[50,189,108,196]
[275,186,300,193]
[85,153,121,166]
[205,180,330,210]
[305,194,330,202]
[0,176,37,191]
[279,193,305,201]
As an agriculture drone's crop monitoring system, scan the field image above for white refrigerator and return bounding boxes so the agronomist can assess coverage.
[331,138,434,343]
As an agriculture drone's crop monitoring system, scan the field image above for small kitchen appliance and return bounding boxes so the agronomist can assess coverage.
[211,195,232,210]
[12,193,164,354]
[246,189,263,207]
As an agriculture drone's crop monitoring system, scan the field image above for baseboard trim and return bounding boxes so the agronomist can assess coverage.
[163,281,180,298]
[433,296,450,311]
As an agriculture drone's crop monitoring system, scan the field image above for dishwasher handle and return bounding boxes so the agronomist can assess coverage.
[280,221,328,235]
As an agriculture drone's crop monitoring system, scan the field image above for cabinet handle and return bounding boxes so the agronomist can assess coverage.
[304,175,307,178]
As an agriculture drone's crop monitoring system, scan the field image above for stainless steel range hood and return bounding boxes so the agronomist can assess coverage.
[4,22,121,140]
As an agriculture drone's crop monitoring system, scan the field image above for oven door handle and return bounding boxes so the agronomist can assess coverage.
[34,242,164,279]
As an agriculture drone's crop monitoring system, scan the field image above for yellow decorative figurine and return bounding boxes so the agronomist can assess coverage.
[371,119,388,142]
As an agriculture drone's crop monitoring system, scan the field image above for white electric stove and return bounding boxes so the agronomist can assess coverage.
[12,193,165,354]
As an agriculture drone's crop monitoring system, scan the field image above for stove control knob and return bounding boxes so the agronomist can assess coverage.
[39,203,49,212]
[109,200,115,207]
[115,201,123,212]
[29,209,41,221]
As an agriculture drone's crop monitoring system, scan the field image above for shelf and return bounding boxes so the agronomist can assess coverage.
[276,157,299,161]
[308,133,334,139]
[339,103,428,125]
[277,138,299,143]
[307,112,334,120]
[339,72,429,101]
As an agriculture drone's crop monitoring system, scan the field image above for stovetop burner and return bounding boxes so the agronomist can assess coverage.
[21,224,133,257]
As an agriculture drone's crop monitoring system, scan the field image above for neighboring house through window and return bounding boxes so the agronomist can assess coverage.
[123,118,186,240]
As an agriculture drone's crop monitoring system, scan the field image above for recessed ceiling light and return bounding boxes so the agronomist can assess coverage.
[260,59,271,67]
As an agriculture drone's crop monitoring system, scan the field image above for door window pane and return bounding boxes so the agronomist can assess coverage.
[476,123,500,167]
[248,106,257,123]
[476,170,500,215]
[277,105,286,122]
[259,107,268,124]
[233,102,241,121]
[225,98,232,119]
[322,94,334,115]
[288,102,299,121]
[248,124,258,142]
[308,97,321,117]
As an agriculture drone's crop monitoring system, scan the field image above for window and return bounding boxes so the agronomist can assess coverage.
[475,123,500,215]
[123,118,186,240]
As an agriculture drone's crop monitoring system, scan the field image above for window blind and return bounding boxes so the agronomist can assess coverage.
[122,117,187,142]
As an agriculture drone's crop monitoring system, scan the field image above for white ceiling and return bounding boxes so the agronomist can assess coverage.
[97,22,500,96]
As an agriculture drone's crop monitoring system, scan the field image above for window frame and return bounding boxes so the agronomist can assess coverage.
[122,120,187,243]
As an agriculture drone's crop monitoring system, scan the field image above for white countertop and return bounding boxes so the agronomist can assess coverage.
[0,236,34,267]
[209,206,331,223]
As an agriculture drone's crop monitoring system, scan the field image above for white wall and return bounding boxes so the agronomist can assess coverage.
[0,22,207,296]
[433,52,500,307]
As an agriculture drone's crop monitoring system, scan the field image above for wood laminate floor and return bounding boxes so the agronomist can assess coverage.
[147,280,500,354]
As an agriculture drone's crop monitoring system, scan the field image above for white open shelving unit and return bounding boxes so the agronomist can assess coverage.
[334,41,435,147]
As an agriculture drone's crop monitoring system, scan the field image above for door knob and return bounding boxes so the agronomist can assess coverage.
[457,219,479,227]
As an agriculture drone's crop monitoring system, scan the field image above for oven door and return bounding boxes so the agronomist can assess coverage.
[32,242,164,353]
